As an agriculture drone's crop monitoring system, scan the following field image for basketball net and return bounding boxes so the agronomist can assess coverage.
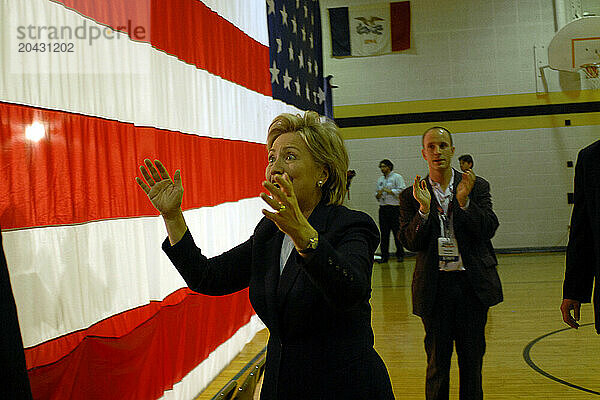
[580,63,600,89]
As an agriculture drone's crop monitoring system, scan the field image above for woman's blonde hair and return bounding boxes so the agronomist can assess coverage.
[267,111,349,205]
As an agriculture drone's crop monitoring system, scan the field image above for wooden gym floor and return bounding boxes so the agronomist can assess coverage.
[195,252,599,399]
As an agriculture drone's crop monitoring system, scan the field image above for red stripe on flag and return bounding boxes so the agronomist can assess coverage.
[0,102,267,230]
[391,1,411,52]
[26,288,254,399]
[24,288,188,369]
[53,0,271,96]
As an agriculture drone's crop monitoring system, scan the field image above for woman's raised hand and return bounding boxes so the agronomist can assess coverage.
[261,173,317,254]
[136,159,183,219]
[261,173,305,232]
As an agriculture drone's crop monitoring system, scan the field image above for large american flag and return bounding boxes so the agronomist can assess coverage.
[1,0,315,399]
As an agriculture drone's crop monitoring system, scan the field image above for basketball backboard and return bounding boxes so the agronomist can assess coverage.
[548,16,600,72]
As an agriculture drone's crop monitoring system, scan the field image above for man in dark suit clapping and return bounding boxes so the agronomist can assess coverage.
[561,140,600,335]
[398,127,503,400]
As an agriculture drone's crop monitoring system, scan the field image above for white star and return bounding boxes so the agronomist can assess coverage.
[280,4,288,25]
[304,5,308,18]
[314,61,318,76]
[313,90,318,103]
[317,87,325,104]
[311,14,314,25]
[283,69,292,90]
[288,42,294,61]
[309,33,313,49]
[305,83,311,100]
[307,59,312,74]
[276,38,282,53]
[267,0,275,15]
[269,60,280,84]
[296,0,300,9]
[301,27,306,42]
[298,50,304,68]
[291,17,297,33]
[294,78,301,96]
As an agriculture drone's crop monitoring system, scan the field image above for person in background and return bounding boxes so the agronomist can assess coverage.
[375,159,406,263]
[136,111,395,400]
[398,127,502,400]
[458,154,491,195]
[561,140,600,335]
[457,154,474,173]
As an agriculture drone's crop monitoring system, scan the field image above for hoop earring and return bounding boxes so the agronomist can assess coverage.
[317,180,323,187]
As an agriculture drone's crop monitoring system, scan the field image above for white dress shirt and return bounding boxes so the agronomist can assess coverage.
[375,171,406,206]
[280,234,295,274]
[427,170,466,271]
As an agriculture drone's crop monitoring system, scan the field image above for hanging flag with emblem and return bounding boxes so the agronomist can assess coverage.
[329,1,410,57]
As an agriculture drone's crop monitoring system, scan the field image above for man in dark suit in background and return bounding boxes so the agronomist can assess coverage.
[399,127,503,400]
[561,140,600,334]
[0,225,34,399]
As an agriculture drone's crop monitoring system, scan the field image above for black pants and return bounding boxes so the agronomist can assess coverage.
[421,272,488,400]
[378,205,404,261]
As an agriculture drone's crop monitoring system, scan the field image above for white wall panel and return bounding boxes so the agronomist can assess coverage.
[320,0,590,105]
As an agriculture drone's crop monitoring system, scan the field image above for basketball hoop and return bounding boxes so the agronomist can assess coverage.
[580,63,600,78]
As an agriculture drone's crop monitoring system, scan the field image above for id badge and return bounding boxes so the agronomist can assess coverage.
[438,237,459,262]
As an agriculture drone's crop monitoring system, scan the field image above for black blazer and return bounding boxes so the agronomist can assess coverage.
[564,140,600,334]
[163,202,395,399]
[0,226,33,399]
[398,169,503,317]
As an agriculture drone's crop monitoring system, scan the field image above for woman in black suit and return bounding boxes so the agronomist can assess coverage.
[136,111,394,399]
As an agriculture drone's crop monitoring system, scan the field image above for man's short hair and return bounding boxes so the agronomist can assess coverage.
[379,159,394,170]
[458,154,474,166]
[422,126,453,147]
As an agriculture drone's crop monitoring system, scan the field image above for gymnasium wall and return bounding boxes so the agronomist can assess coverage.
[321,0,600,250]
